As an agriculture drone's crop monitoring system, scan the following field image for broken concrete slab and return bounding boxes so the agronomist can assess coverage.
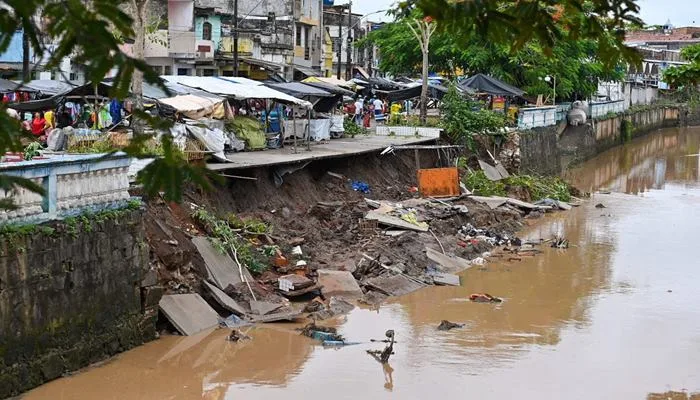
[203,280,247,316]
[432,272,461,286]
[318,269,364,299]
[365,210,429,232]
[279,283,323,297]
[426,247,473,274]
[251,311,303,323]
[469,195,550,211]
[250,300,284,316]
[364,274,425,297]
[310,296,356,320]
[469,195,508,210]
[278,274,314,292]
[478,159,508,181]
[384,230,407,237]
[159,294,220,336]
[192,236,254,291]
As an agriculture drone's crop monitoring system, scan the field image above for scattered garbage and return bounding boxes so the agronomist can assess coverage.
[458,223,521,247]
[595,203,606,208]
[469,293,503,303]
[551,237,570,249]
[291,246,303,255]
[367,330,396,363]
[218,314,249,329]
[437,320,464,331]
[352,181,371,194]
[226,329,251,342]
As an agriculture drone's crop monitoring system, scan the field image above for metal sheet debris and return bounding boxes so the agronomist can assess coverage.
[478,159,509,181]
[159,294,220,336]
[364,274,426,297]
[426,247,473,273]
[417,167,460,198]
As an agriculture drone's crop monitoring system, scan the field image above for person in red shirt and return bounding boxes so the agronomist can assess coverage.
[31,112,46,137]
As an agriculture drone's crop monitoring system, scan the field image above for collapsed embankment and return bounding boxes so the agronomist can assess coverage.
[145,149,556,331]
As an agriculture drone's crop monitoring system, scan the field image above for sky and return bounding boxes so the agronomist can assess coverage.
[349,0,699,26]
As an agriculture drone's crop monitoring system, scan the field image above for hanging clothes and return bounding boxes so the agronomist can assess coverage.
[98,104,112,129]
[109,99,122,125]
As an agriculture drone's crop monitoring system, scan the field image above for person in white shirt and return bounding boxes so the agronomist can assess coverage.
[354,98,363,125]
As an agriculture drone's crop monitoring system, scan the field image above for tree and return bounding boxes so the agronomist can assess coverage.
[366,4,627,101]
[663,44,700,101]
[406,16,436,124]
[128,0,151,135]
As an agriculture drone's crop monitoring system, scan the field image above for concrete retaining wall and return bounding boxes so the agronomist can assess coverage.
[0,208,160,398]
[517,105,685,175]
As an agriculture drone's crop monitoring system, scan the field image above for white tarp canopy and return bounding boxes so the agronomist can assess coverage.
[158,94,226,119]
[161,76,311,108]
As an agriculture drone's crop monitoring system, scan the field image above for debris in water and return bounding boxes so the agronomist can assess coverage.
[437,320,464,331]
[595,203,606,208]
[367,330,395,363]
[469,293,503,303]
[551,237,569,249]
[226,329,251,342]
[299,322,344,341]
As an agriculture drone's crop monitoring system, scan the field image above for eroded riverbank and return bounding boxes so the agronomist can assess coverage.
[23,127,700,400]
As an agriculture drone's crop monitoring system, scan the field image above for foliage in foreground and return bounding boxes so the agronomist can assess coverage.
[464,170,572,202]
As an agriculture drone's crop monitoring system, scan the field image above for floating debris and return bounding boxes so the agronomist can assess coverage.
[551,237,570,249]
[469,293,503,303]
[437,320,464,331]
[595,203,606,208]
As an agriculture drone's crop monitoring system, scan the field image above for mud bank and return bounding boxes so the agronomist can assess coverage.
[144,149,557,331]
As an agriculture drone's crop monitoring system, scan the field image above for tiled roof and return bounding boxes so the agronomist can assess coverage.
[625,29,700,43]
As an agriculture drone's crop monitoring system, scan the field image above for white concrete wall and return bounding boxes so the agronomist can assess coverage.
[518,107,557,129]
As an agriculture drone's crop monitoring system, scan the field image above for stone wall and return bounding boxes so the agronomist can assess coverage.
[518,125,562,176]
[0,208,160,399]
[518,105,685,175]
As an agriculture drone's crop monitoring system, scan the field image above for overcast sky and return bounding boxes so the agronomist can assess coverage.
[349,0,699,26]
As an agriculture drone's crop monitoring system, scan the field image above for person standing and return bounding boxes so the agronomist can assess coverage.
[354,97,363,126]
[373,97,385,123]
[31,112,46,137]
[44,109,55,130]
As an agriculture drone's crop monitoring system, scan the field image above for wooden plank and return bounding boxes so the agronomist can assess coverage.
[251,311,303,323]
[203,280,247,316]
[192,236,253,291]
[365,211,429,232]
[426,247,473,274]
[159,294,220,336]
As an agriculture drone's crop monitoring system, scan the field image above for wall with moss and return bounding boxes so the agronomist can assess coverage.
[0,207,160,399]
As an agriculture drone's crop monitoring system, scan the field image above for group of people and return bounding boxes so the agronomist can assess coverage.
[347,96,388,128]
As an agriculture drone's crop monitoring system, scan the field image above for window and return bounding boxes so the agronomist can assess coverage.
[164,66,172,75]
[69,72,77,81]
[177,68,190,76]
[202,21,212,41]
[202,69,215,76]
[296,26,302,46]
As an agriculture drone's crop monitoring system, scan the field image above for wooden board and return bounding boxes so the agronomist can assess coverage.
[159,294,220,336]
[417,167,460,197]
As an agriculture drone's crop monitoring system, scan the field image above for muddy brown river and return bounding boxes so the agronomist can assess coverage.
[24,127,700,399]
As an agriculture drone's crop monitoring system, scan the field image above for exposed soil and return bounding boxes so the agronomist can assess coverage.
[138,150,533,308]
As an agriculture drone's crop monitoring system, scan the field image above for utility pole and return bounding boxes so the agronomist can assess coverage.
[345,2,352,80]
[233,0,239,76]
[22,29,29,81]
[336,6,343,80]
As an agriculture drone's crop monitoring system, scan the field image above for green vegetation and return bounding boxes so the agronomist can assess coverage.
[0,199,142,250]
[440,84,506,149]
[364,4,629,101]
[621,118,633,142]
[343,118,368,137]
[464,171,573,202]
[662,44,700,104]
[23,142,42,161]
[191,208,268,274]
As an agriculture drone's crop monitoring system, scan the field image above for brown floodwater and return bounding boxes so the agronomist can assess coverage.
[23,127,700,400]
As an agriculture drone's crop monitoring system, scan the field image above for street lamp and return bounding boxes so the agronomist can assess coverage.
[543,75,556,106]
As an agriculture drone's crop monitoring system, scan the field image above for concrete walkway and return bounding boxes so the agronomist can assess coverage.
[207,135,437,171]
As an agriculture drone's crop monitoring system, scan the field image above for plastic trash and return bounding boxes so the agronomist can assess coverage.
[351,181,371,194]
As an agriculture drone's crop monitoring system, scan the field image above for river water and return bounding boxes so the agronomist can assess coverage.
[24,127,700,400]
